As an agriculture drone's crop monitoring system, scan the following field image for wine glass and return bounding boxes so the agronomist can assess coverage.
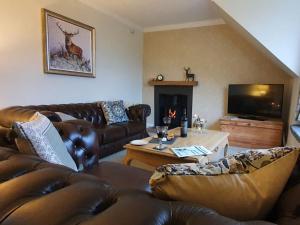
[163,116,171,129]
[155,126,168,150]
[199,118,207,133]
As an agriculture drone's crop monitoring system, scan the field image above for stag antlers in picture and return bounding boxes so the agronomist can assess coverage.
[56,22,83,60]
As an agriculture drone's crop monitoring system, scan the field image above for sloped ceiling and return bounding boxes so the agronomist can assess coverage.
[212,0,300,77]
[79,0,222,30]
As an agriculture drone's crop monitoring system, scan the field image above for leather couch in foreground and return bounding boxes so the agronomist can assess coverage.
[0,146,275,225]
[0,126,299,225]
[0,102,151,159]
[0,103,300,224]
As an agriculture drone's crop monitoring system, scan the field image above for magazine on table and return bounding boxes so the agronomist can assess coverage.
[171,146,212,158]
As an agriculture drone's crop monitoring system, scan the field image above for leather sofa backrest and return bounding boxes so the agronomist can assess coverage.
[0,103,106,128]
[0,106,37,128]
[21,103,106,125]
[0,102,152,129]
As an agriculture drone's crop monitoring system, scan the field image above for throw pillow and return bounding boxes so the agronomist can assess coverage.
[150,147,299,220]
[100,100,129,125]
[13,112,78,171]
[55,112,77,121]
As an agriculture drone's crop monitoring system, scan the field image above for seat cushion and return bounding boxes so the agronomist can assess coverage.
[94,125,127,144]
[150,147,299,221]
[115,121,145,136]
[87,161,151,192]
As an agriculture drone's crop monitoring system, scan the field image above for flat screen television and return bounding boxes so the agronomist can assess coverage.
[228,84,284,119]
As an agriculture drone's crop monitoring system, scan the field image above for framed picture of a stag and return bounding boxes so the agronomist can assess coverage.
[42,9,95,77]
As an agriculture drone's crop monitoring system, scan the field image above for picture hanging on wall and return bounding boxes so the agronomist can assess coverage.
[42,9,96,77]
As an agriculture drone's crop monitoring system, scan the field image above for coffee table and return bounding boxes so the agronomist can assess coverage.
[123,127,229,168]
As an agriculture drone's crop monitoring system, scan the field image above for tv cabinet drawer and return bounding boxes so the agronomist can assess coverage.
[220,120,283,130]
[220,118,283,149]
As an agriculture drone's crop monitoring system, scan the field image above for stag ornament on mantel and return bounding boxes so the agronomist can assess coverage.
[184,67,195,82]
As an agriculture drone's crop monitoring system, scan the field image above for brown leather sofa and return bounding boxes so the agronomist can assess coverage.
[0,146,275,225]
[0,102,151,159]
[0,104,299,224]
[0,102,153,191]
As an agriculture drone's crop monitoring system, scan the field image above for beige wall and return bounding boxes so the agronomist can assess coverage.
[0,0,143,108]
[143,25,293,130]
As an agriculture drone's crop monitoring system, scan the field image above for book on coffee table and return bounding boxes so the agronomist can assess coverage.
[171,146,212,158]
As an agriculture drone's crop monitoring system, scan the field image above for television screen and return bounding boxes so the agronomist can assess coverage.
[228,84,284,118]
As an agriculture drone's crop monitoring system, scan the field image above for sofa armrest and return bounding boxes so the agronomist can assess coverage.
[53,120,100,170]
[0,127,16,148]
[127,104,151,123]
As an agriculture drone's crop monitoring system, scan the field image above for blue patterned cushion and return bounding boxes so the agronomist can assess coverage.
[100,100,129,125]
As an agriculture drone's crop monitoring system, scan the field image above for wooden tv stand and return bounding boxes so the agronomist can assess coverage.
[220,116,283,149]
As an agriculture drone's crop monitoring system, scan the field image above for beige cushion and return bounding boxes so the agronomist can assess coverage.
[150,147,299,220]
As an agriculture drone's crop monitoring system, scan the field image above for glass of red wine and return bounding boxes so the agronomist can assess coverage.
[155,126,168,150]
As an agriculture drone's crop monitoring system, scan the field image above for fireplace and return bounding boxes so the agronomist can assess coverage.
[154,86,193,128]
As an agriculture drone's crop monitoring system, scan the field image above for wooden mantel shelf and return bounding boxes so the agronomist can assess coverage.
[148,80,198,86]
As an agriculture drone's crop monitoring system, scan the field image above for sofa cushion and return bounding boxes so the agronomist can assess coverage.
[115,121,145,136]
[94,124,127,144]
[150,147,299,221]
[87,161,152,192]
[100,100,129,125]
[13,113,78,171]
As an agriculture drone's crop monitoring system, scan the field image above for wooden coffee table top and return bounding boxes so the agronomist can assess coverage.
[124,128,229,165]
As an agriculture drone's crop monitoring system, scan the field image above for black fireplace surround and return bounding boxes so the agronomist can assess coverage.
[154,86,193,128]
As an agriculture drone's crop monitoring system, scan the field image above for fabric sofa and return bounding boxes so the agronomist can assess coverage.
[0,102,151,159]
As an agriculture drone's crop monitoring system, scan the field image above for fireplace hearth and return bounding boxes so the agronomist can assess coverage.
[154,86,193,128]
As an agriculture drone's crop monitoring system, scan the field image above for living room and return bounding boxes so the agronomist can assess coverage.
[0,1,300,225]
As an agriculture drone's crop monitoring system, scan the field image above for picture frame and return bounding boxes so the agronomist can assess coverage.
[42,9,96,78]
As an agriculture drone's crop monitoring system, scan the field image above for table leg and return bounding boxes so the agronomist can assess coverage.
[123,154,133,166]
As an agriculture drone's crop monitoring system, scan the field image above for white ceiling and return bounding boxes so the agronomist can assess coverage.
[80,0,222,31]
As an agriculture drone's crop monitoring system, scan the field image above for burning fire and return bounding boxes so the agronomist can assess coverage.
[168,109,176,119]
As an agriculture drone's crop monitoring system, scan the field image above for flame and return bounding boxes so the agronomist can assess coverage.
[169,109,176,119]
